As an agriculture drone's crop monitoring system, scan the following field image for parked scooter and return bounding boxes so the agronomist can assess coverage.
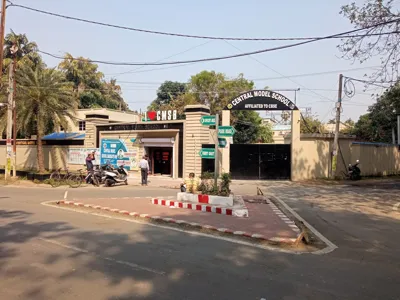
[103,164,129,187]
[347,160,361,180]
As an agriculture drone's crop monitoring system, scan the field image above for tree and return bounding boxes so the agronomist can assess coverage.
[233,111,273,144]
[300,116,325,133]
[14,63,77,172]
[148,81,187,110]
[154,70,273,143]
[58,53,128,110]
[339,0,400,83]
[352,84,400,142]
[3,30,41,72]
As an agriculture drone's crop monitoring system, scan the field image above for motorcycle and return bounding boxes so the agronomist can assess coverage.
[103,164,129,187]
[347,160,361,180]
[85,165,105,187]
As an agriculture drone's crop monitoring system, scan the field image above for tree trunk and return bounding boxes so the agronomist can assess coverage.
[36,129,45,173]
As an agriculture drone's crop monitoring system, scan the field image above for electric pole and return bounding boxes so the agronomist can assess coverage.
[0,0,7,75]
[331,74,343,178]
[5,59,13,179]
[12,52,16,177]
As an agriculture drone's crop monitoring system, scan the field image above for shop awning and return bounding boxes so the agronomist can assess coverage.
[42,132,86,140]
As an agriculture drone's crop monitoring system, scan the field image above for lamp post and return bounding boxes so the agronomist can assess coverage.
[10,44,18,177]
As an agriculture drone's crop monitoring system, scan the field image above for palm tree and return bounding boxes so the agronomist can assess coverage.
[3,30,40,72]
[15,63,77,173]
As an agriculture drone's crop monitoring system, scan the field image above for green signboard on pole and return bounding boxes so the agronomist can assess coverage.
[218,126,236,137]
[200,115,216,126]
[199,148,215,159]
[218,138,227,148]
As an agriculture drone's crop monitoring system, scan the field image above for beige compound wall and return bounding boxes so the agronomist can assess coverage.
[0,145,77,171]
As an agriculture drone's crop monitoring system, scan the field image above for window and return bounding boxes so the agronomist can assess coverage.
[78,121,86,131]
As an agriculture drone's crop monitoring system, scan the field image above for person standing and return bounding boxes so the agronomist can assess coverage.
[139,155,149,186]
[85,152,95,184]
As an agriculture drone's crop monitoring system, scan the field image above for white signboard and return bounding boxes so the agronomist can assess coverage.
[68,148,100,165]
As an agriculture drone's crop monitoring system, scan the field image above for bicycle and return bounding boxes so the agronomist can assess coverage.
[49,168,83,188]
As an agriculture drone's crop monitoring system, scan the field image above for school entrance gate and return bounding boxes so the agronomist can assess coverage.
[220,89,300,180]
[230,144,291,180]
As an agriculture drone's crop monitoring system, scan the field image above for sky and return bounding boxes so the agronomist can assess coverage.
[5,0,392,122]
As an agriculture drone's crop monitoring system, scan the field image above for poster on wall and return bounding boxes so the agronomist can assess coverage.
[68,148,100,165]
[100,139,140,171]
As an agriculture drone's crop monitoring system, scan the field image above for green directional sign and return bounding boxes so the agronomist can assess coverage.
[199,148,215,159]
[218,126,236,137]
[218,138,227,148]
[200,115,216,126]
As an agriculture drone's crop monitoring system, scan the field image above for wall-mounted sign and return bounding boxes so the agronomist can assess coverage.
[145,110,177,121]
[68,148,100,165]
[224,90,298,111]
[100,139,140,170]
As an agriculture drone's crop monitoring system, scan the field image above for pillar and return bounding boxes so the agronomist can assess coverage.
[221,110,231,174]
[291,110,301,181]
[184,105,211,178]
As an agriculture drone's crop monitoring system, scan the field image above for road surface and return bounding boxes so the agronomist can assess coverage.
[0,185,399,299]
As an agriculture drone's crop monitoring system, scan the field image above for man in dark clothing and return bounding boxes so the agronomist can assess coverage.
[85,152,95,183]
[85,152,95,171]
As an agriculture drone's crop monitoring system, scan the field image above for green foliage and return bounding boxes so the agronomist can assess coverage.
[233,110,273,144]
[300,116,325,133]
[148,81,187,110]
[58,53,128,110]
[14,63,77,172]
[198,172,231,196]
[339,0,400,82]
[154,70,272,143]
[353,84,400,142]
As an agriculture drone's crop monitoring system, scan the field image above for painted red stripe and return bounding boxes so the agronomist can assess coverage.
[216,207,222,214]
[188,203,192,209]
[153,199,158,204]
[169,201,175,206]
[161,199,166,206]
[206,206,212,212]
[226,209,233,216]
[243,232,252,237]
[178,202,183,208]
[198,194,210,204]
[196,204,202,210]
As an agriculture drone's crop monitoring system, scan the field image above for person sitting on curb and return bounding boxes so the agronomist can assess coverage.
[181,172,200,193]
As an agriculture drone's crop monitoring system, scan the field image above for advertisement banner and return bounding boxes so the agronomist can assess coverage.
[68,148,100,165]
[100,139,140,171]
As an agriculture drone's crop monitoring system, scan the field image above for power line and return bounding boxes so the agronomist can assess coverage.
[36,18,400,66]
[106,41,213,76]
[8,2,400,41]
[222,40,334,103]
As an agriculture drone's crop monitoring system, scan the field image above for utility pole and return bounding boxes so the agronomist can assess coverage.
[214,113,219,187]
[12,52,16,177]
[5,60,13,179]
[0,0,7,76]
[331,74,343,178]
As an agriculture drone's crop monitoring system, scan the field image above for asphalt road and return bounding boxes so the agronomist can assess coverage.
[0,185,399,300]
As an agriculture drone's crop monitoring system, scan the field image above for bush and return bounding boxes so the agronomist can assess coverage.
[198,172,231,196]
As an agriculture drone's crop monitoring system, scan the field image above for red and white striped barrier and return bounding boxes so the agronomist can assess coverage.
[151,198,233,216]
[177,192,233,206]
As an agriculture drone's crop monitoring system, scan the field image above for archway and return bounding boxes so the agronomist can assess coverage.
[220,90,300,180]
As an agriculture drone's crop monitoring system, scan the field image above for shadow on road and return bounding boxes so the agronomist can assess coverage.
[0,192,399,300]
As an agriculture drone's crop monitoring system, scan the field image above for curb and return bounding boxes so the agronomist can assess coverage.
[151,198,233,216]
[266,198,301,234]
[177,192,233,206]
[56,200,298,245]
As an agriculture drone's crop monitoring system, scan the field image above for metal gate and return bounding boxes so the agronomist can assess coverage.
[230,144,291,180]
